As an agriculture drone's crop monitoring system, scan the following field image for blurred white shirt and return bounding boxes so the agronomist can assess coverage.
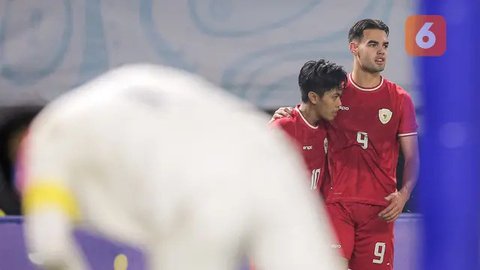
[23,64,344,270]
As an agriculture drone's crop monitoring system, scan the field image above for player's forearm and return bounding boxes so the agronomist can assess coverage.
[400,155,419,199]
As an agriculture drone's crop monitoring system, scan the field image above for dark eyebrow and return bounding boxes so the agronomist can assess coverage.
[384,41,390,46]
[367,40,379,45]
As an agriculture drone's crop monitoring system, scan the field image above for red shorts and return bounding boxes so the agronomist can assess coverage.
[326,202,394,270]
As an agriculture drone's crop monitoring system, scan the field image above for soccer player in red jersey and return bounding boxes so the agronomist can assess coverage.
[271,19,419,270]
[270,59,347,197]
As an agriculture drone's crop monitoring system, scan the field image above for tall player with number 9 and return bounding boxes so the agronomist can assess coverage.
[271,19,419,269]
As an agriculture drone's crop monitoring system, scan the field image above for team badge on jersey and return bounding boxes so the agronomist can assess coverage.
[378,108,392,124]
[323,137,328,154]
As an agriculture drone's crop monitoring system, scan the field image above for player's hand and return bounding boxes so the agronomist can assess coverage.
[378,190,409,223]
[268,107,294,124]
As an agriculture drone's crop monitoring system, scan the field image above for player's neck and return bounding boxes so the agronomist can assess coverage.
[351,65,382,90]
[298,103,320,127]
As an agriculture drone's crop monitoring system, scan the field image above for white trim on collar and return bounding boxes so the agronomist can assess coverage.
[295,107,318,129]
[349,73,384,91]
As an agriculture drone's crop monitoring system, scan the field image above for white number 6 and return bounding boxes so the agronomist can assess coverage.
[373,242,386,264]
[416,22,436,49]
[356,131,368,149]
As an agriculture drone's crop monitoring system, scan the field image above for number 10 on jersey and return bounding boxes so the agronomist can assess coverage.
[311,169,320,190]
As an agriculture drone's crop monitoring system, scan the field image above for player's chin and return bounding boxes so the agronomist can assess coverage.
[374,64,385,72]
[323,115,334,121]
[328,112,338,121]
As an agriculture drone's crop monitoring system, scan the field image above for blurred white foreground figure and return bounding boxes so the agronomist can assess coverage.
[22,64,344,270]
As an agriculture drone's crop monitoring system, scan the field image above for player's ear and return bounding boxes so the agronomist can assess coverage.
[308,92,318,104]
[349,41,359,55]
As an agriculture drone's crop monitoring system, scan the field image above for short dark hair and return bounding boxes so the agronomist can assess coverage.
[348,19,389,42]
[298,59,347,103]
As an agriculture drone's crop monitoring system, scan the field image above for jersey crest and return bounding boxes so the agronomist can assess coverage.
[378,108,393,124]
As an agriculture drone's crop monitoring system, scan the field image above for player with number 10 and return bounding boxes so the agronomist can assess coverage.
[269,59,347,197]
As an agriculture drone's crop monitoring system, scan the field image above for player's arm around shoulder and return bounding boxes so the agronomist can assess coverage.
[268,107,295,124]
[269,112,294,128]
[268,114,300,145]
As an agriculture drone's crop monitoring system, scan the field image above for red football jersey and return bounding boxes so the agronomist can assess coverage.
[271,105,329,195]
[326,74,418,206]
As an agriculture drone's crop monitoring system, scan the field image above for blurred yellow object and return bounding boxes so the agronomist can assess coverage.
[0,209,5,217]
[114,254,128,270]
[23,181,80,221]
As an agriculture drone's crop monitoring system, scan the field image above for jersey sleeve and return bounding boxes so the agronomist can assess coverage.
[269,117,296,141]
[398,90,418,137]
